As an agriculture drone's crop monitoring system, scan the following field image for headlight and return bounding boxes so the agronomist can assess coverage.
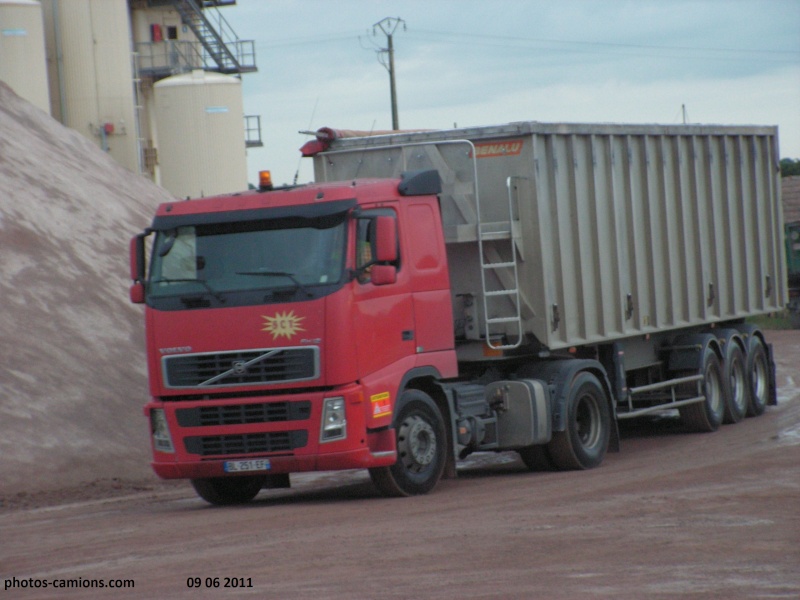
[320,397,346,442]
[150,408,175,453]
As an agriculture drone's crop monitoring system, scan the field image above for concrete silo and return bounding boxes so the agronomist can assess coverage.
[154,70,247,199]
[40,0,139,173]
[0,0,50,114]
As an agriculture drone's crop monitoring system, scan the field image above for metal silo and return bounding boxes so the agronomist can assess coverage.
[0,0,50,114]
[154,70,247,199]
[40,0,139,173]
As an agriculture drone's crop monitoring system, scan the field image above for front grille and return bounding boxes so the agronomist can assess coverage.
[163,347,318,389]
[185,430,308,456]
[176,401,311,427]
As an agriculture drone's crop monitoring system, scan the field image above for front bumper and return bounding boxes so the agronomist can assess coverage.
[146,386,397,480]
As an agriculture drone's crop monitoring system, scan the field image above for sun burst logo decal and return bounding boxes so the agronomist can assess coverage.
[262,310,306,340]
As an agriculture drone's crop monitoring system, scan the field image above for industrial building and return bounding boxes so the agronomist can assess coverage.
[0,0,260,198]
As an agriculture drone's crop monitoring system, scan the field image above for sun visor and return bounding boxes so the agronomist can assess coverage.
[398,170,441,196]
[150,198,357,230]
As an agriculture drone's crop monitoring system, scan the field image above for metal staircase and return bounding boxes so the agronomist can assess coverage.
[168,0,256,74]
[477,177,523,350]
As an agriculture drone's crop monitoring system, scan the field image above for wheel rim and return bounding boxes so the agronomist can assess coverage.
[398,415,437,473]
[575,393,602,450]
[730,356,747,414]
[753,353,768,406]
[706,361,723,414]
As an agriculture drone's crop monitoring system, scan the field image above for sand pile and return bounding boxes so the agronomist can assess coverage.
[0,82,175,493]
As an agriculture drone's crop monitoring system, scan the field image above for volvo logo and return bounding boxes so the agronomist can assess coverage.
[232,360,248,375]
[159,346,193,355]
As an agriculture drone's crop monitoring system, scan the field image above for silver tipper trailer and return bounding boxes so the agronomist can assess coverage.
[309,122,784,447]
[311,122,786,351]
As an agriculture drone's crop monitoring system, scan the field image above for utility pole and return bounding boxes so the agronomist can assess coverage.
[373,17,405,130]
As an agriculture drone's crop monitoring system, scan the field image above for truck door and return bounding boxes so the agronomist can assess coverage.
[403,200,454,353]
[352,210,415,377]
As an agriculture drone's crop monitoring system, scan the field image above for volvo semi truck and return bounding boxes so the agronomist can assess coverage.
[130,121,785,505]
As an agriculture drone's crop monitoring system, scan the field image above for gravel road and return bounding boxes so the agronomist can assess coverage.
[2,331,798,599]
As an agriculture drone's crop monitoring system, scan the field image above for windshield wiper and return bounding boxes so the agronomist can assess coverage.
[150,278,225,303]
[236,270,313,298]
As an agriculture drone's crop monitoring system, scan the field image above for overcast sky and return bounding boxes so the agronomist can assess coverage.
[222,0,800,187]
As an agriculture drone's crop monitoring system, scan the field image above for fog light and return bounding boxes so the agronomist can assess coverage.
[150,409,175,453]
[320,397,346,442]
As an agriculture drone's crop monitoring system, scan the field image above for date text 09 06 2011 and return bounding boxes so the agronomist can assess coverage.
[187,577,253,589]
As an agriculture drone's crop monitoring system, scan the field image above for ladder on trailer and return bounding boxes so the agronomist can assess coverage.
[477,177,523,350]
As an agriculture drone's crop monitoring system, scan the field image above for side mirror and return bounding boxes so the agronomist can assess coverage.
[130,234,146,282]
[130,233,147,304]
[370,265,397,286]
[130,282,145,304]
[375,216,398,263]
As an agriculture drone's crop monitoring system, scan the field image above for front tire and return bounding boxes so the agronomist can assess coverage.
[191,476,265,506]
[547,372,610,470]
[369,390,447,497]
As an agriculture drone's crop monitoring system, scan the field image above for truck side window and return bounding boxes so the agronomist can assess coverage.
[356,218,375,283]
[356,213,398,284]
[160,226,197,280]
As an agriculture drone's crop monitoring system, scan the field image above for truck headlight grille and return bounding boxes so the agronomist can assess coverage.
[184,430,308,456]
[163,347,319,389]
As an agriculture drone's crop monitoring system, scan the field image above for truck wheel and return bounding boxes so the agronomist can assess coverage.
[369,390,447,497]
[722,342,747,424]
[190,476,265,506]
[679,346,724,432]
[745,337,769,417]
[547,372,610,470]
[518,444,557,471]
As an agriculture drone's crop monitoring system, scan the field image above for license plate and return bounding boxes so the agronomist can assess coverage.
[224,459,271,473]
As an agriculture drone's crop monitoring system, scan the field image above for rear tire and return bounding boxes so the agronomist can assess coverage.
[369,390,447,497]
[191,476,265,506]
[722,342,747,424]
[679,346,725,432]
[518,444,557,471]
[547,372,610,470]
[745,337,769,417]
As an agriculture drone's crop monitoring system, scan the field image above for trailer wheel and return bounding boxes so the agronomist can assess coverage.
[548,372,610,470]
[745,337,769,417]
[679,346,725,432]
[190,476,265,506]
[369,390,447,497]
[722,342,747,424]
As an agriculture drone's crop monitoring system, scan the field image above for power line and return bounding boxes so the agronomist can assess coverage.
[409,28,800,57]
[249,28,799,65]
[255,32,362,49]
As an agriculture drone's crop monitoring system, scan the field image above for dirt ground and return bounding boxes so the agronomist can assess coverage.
[2,330,798,599]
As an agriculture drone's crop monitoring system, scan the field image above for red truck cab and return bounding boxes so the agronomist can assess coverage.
[130,170,457,503]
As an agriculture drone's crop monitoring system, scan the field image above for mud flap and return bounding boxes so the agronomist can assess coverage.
[767,343,778,406]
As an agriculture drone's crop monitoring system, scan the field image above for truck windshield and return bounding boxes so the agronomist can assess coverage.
[147,216,346,305]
